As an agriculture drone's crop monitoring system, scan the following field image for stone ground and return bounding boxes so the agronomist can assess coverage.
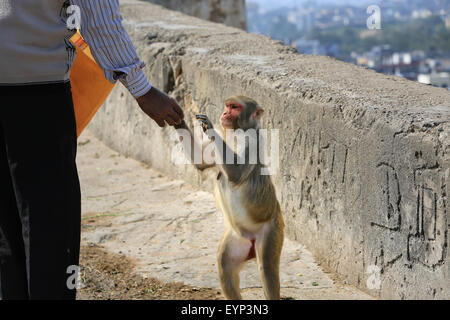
[75,129,374,300]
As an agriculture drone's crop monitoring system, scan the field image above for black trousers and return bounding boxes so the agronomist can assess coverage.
[0,82,81,300]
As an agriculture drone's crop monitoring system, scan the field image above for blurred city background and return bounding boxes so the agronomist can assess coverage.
[246,0,450,89]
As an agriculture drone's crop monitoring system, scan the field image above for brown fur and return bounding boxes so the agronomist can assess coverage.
[176,96,284,300]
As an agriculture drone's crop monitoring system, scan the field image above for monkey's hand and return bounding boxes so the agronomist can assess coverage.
[196,114,215,139]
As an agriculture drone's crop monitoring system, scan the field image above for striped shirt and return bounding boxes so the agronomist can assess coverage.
[71,0,152,98]
[0,0,151,98]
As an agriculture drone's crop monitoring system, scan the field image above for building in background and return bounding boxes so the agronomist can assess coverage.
[246,0,450,89]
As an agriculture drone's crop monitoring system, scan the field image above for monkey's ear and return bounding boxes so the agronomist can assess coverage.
[251,107,264,120]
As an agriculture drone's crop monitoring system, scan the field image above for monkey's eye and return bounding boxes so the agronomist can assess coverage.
[231,105,239,109]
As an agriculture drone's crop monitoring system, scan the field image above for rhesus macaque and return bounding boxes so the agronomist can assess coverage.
[175,96,284,300]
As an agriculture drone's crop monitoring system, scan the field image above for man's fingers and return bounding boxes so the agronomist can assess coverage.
[171,100,184,119]
[167,109,182,125]
[137,88,184,128]
[154,117,166,127]
[165,114,177,126]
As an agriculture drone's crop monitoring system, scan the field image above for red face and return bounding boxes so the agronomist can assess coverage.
[221,101,243,129]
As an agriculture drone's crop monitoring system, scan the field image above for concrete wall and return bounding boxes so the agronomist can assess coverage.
[140,0,247,30]
[89,0,450,299]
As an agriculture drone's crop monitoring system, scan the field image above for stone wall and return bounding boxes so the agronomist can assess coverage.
[89,0,450,299]
[141,0,247,30]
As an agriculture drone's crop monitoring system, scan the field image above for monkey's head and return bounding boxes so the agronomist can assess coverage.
[221,96,264,130]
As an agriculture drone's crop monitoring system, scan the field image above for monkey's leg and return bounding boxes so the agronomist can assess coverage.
[217,229,253,300]
[255,218,284,300]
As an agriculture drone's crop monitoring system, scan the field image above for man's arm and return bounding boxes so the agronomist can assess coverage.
[70,0,183,127]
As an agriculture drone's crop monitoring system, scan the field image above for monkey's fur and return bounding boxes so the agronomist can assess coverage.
[175,96,284,300]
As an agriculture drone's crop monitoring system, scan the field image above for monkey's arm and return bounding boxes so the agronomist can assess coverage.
[211,131,255,183]
[195,115,254,183]
[174,120,215,171]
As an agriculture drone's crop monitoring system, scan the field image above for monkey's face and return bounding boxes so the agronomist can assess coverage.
[221,101,243,129]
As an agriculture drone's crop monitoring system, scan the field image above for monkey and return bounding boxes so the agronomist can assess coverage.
[174,96,284,300]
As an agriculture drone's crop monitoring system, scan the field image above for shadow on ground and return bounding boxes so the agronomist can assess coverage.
[76,130,373,300]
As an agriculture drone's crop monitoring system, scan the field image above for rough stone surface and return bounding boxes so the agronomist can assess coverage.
[140,0,247,30]
[77,130,373,300]
[89,0,450,299]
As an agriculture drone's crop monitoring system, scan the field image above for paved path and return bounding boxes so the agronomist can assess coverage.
[77,129,373,300]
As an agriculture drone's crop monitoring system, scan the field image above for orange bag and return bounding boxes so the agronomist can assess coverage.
[69,32,115,137]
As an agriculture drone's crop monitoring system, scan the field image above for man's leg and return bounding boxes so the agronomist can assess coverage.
[0,82,81,300]
[0,122,29,300]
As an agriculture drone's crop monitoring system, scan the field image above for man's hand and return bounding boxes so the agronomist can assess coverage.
[136,87,184,127]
